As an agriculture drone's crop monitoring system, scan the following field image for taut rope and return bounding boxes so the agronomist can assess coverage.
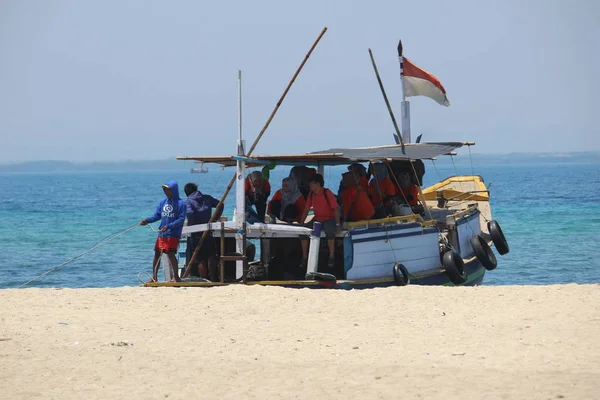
[18,222,141,288]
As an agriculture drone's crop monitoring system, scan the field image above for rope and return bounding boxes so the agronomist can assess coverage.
[384,226,417,280]
[211,166,225,193]
[137,271,154,285]
[410,161,433,221]
[146,224,160,232]
[450,154,459,176]
[369,162,385,205]
[431,159,442,182]
[18,222,140,288]
[136,236,166,285]
[450,155,470,195]
[385,161,410,206]
[467,145,476,179]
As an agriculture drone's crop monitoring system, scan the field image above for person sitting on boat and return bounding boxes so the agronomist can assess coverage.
[245,171,271,223]
[395,171,420,207]
[183,182,223,282]
[267,177,306,224]
[338,163,369,202]
[289,165,316,198]
[347,163,369,193]
[368,163,396,218]
[139,180,186,283]
[340,172,375,222]
[299,174,341,270]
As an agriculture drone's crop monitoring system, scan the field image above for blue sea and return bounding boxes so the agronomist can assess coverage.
[1,161,599,288]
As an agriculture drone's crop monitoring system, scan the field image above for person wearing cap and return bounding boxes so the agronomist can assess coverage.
[299,173,341,270]
[183,182,223,281]
[139,180,186,283]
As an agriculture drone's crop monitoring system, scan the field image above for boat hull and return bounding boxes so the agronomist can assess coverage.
[144,257,486,289]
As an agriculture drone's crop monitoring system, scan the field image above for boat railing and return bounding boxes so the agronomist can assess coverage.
[450,203,480,223]
[345,214,437,230]
[182,221,316,239]
[182,213,442,240]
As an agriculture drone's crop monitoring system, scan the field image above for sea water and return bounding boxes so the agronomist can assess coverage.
[1,161,599,288]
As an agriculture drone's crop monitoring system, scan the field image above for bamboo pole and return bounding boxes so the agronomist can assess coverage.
[368,48,405,151]
[181,27,328,279]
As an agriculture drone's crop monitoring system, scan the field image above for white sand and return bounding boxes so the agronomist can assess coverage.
[1,284,598,399]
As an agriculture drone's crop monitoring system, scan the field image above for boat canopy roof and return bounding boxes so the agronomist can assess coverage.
[177,142,466,167]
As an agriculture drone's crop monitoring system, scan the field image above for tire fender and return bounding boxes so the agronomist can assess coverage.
[470,234,498,271]
[393,263,410,286]
[442,250,467,285]
[488,220,509,255]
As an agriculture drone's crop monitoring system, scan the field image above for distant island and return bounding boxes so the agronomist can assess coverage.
[0,152,598,173]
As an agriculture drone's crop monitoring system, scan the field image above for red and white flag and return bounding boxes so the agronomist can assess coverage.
[402,57,450,107]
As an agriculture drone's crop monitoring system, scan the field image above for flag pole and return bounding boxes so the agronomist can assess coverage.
[397,40,411,144]
[368,48,405,152]
[235,70,245,276]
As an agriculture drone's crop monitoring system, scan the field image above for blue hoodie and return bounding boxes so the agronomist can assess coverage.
[145,180,186,238]
[186,191,222,226]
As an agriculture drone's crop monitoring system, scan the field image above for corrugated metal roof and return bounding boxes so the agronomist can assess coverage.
[176,142,465,166]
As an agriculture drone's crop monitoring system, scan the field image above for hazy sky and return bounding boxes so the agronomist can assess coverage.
[1,0,598,163]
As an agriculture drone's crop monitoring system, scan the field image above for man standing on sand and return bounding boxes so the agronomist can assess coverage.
[140,180,186,283]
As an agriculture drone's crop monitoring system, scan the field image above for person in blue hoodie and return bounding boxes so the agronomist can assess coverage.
[139,180,186,283]
[183,182,223,281]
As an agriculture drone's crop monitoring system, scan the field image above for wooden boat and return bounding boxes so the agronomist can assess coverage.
[145,34,510,289]
[147,144,509,289]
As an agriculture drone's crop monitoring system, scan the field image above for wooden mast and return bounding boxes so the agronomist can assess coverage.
[182,27,328,279]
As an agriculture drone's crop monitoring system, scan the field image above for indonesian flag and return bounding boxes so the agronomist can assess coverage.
[402,57,450,107]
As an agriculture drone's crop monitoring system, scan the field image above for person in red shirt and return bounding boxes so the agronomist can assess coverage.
[299,174,340,270]
[340,172,375,222]
[347,163,369,193]
[395,171,420,207]
[368,163,397,217]
[267,177,306,223]
[245,171,271,223]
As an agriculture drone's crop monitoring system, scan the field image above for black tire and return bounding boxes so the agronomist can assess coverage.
[442,250,467,285]
[393,263,410,286]
[470,234,497,271]
[488,220,509,255]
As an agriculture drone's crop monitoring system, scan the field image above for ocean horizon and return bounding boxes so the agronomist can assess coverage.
[1,150,599,172]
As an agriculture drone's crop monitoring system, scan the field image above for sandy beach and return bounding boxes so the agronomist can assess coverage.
[1,284,598,399]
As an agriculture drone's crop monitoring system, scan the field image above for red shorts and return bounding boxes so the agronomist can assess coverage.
[154,237,180,252]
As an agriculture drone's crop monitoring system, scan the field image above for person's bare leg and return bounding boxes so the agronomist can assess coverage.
[198,260,208,279]
[327,238,335,269]
[208,256,218,282]
[166,253,181,282]
[147,250,161,283]
[300,239,309,259]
